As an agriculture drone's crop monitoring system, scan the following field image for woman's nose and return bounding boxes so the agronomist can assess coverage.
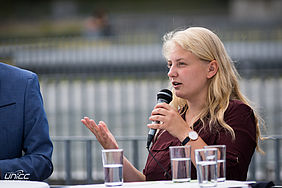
[168,65,177,78]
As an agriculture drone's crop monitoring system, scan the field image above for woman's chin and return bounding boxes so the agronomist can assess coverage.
[174,91,185,98]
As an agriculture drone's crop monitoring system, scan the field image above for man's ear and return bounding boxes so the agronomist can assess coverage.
[207,60,218,78]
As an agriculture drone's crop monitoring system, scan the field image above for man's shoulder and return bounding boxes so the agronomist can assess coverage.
[0,62,36,80]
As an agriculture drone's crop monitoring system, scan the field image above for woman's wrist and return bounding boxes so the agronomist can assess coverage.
[179,128,192,143]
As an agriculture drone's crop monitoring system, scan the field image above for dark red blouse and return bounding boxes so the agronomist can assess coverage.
[143,99,257,181]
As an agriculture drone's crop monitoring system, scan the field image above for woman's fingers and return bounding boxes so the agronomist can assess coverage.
[147,122,163,130]
[151,108,165,116]
[151,103,173,117]
[81,118,92,130]
[98,121,107,130]
[81,117,101,138]
[98,121,118,149]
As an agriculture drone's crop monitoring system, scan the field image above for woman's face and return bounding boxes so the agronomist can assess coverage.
[167,43,210,101]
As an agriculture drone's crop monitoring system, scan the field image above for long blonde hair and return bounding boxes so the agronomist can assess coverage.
[162,27,263,152]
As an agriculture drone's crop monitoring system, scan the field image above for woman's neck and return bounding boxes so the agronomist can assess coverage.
[185,100,206,127]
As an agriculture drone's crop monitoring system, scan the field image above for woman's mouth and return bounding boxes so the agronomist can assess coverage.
[172,81,182,88]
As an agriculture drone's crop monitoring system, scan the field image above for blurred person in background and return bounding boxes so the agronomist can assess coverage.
[81,27,263,181]
[0,62,53,181]
[83,8,113,38]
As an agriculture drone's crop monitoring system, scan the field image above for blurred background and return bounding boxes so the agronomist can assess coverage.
[0,0,281,185]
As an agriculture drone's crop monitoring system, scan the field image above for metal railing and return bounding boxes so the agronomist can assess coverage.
[49,135,281,185]
[50,136,146,185]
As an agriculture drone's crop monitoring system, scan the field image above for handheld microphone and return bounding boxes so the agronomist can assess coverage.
[146,89,173,149]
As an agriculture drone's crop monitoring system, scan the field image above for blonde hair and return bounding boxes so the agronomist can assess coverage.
[162,27,263,152]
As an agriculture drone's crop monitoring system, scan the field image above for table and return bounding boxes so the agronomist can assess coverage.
[50,180,254,188]
[0,180,49,188]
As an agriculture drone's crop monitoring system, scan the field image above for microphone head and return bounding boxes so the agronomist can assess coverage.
[157,89,173,104]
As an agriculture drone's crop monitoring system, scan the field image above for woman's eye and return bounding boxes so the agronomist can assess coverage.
[167,64,172,68]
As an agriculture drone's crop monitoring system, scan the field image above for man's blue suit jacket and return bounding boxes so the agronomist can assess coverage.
[0,63,53,180]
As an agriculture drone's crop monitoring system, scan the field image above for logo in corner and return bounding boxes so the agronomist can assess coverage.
[4,169,30,180]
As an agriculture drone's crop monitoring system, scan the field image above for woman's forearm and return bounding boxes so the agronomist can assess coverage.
[123,156,146,182]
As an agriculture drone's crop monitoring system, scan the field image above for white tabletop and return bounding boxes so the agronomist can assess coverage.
[63,180,253,188]
[0,180,49,188]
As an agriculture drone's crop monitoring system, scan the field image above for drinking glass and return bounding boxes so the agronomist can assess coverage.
[102,149,123,187]
[169,145,191,183]
[204,145,226,182]
[195,148,218,187]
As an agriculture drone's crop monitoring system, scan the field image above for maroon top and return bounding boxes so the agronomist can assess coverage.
[143,99,257,181]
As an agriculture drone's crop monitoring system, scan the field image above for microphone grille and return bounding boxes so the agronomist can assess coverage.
[157,89,173,103]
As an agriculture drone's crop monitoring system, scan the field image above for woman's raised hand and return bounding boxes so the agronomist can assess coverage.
[81,117,119,149]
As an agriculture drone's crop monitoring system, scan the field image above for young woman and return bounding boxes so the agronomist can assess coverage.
[81,27,263,181]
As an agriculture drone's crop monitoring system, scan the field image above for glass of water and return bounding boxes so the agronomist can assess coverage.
[102,149,123,187]
[195,148,218,187]
[204,145,226,182]
[169,145,191,183]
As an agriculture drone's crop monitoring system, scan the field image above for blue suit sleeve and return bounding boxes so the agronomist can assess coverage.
[0,74,53,181]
